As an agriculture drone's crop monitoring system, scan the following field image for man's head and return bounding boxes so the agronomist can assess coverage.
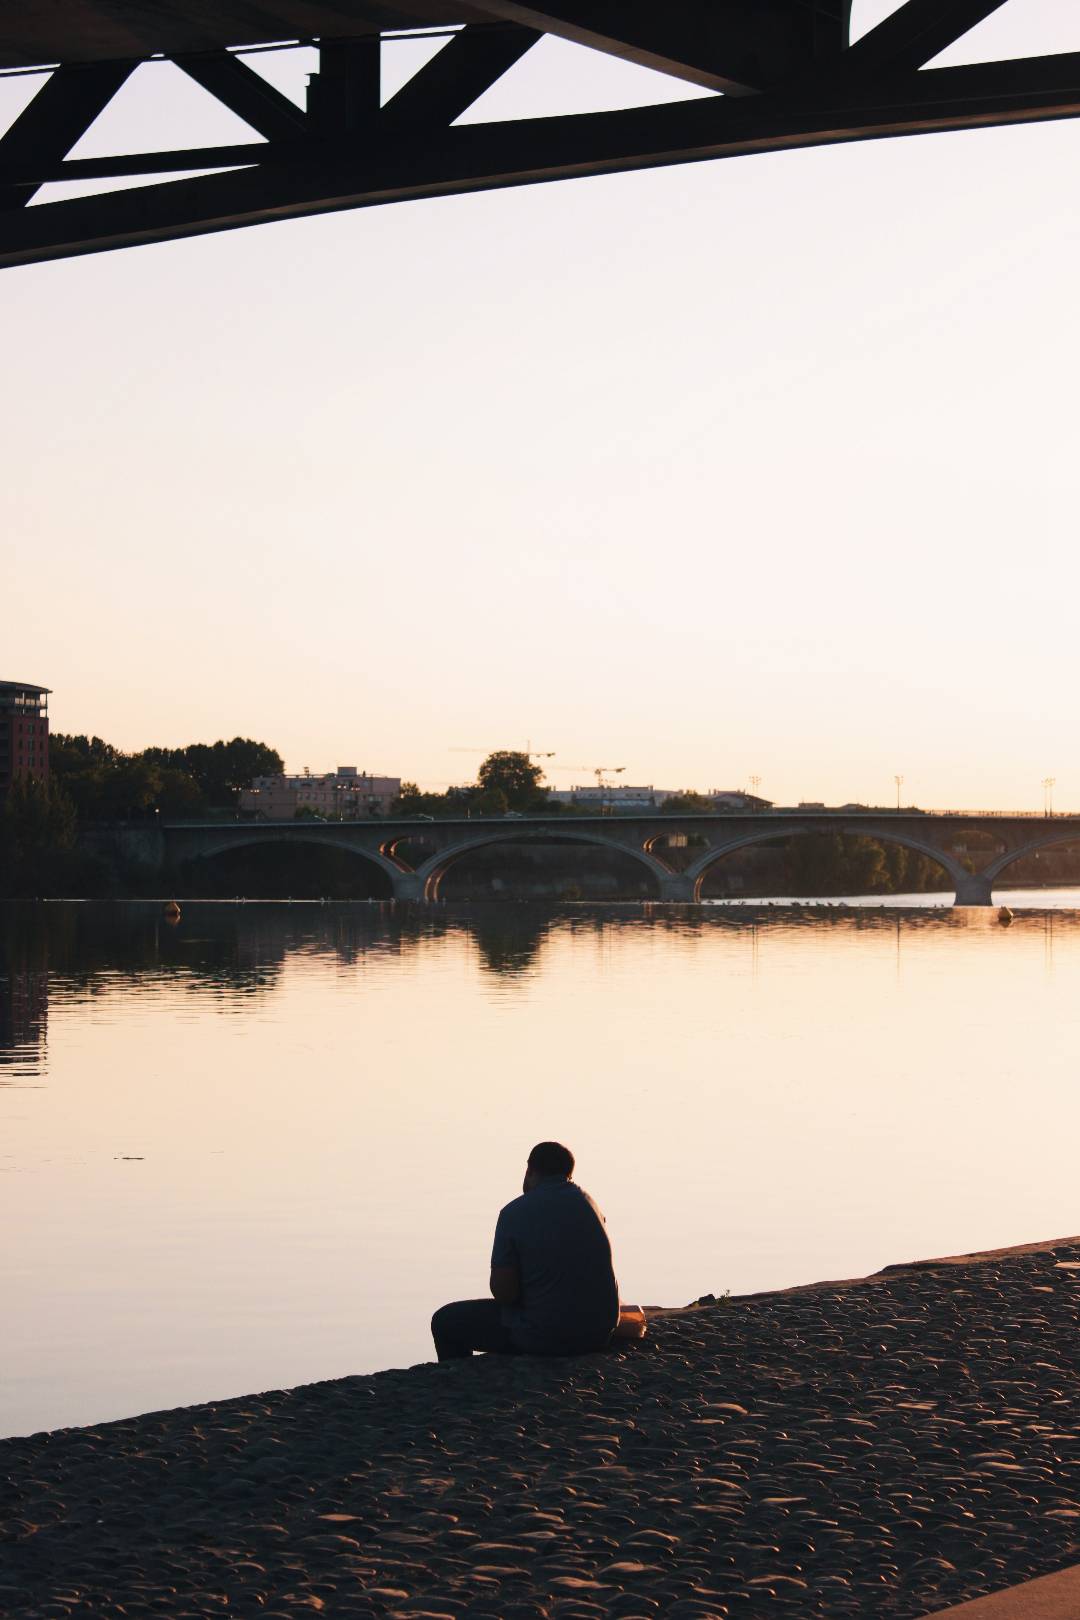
[524,1140,575,1192]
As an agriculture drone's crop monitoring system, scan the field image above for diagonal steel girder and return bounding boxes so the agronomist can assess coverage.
[0,60,135,207]
[449,0,1009,91]
[3,49,1080,269]
[839,0,1011,78]
[431,0,851,95]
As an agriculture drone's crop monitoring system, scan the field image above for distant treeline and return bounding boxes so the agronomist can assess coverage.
[3,740,1080,899]
[50,734,284,819]
[0,734,283,899]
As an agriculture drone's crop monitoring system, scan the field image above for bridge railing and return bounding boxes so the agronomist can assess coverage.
[921,809,1076,820]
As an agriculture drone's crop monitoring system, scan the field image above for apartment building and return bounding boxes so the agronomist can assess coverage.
[0,681,50,793]
[240,765,401,819]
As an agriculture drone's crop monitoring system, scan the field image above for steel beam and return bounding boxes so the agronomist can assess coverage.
[0,60,134,208]
[3,40,1080,267]
[176,51,310,140]
[461,1,850,95]
[380,22,541,130]
[307,39,380,136]
[842,0,1010,78]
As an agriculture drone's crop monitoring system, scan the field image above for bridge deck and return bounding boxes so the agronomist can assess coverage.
[3,2,1080,268]
[0,2,481,70]
[146,809,1080,906]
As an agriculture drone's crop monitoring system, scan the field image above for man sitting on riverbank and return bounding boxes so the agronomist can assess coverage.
[431,1141,620,1360]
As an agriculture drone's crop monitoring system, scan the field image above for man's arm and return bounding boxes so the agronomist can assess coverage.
[490,1264,520,1304]
[490,1203,521,1305]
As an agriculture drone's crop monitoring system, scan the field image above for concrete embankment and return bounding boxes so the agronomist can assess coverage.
[4,1237,1080,1618]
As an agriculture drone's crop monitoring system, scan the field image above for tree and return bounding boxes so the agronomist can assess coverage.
[2,773,76,858]
[660,791,714,815]
[50,733,120,777]
[52,732,282,818]
[473,786,509,816]
[154,767,207,817]
[151,738,284,807]
[476,751,546,812]
[392,782,447,817]
[49,733,125,818]
[0,773,78,895]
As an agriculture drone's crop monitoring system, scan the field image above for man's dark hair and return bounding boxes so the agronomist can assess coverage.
[528,1141,575,1179]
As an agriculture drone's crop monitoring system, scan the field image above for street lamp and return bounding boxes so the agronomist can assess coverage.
[894,774,904,811]
[1043,776,1056,817]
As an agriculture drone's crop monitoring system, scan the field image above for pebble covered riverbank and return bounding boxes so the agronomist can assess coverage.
[4,1239,1080,1618]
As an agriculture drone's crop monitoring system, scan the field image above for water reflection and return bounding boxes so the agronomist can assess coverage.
[0,907,49,1078]
[5,897,1080,1440]
[472,910,552,979]
[0,896,1071,1074]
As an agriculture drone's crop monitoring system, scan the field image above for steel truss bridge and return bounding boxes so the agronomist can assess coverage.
[90,809,1080,904]
[2,2,1080,268]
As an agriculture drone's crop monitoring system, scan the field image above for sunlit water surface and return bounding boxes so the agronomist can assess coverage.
[3,896,1080,1439]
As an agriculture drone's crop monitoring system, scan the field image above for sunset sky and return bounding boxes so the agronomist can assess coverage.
[3,0,1079,810]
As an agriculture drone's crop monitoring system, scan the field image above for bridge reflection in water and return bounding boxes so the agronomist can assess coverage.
[86,811,1080,906]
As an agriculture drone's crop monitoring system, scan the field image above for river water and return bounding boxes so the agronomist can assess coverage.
[3,895,1080,1440]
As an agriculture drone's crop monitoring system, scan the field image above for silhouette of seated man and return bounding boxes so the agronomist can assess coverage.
[431,1141,620,1360]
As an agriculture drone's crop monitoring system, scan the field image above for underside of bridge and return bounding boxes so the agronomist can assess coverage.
[2,2,1079,267]
[174,838,396,898]
[693,828,956,903]
[419,832,664,901]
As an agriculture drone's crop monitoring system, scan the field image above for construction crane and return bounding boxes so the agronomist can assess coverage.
[549,763,626,811]
[550,764,625,786]
[449,745,555,761]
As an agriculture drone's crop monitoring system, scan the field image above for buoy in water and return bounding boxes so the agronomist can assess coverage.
[163,900,181,923]
[998,905,1014,926]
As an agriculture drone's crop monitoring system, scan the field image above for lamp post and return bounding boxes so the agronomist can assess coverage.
[1043,776,1056,817]
[894,774,904,811]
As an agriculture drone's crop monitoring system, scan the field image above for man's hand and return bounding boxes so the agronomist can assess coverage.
[489,1264,520,1304]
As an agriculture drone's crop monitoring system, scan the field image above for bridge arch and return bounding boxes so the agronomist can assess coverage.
[380,832,436,870]
[684,822,968,902]
[980,827,1080,886]
[168,828,405,894]
[414,829,672,901]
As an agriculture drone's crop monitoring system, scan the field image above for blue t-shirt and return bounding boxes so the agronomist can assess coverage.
[491,1178,620,1353]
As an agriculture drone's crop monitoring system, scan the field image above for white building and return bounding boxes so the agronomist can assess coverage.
[547,785,679,813]
[547,785,773,813]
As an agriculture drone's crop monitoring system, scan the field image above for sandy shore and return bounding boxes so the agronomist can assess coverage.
[4,1238,1080,1619]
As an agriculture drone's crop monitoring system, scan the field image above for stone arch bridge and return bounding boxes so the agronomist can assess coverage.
[92,811,1080,905]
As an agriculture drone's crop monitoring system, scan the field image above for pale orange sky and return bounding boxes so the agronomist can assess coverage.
[3,1,1079,809]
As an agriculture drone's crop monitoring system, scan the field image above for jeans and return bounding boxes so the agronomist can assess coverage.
[430,1298,520,1361]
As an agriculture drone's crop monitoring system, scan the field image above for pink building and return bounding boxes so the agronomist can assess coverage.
[240,765,400,820]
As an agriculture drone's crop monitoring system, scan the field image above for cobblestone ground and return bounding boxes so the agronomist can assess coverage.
[4,1241,1080,1619]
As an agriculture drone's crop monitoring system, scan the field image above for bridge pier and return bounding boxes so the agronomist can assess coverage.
[954,872,994,907]
[392,872,425,902]
[659,874,697,903]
